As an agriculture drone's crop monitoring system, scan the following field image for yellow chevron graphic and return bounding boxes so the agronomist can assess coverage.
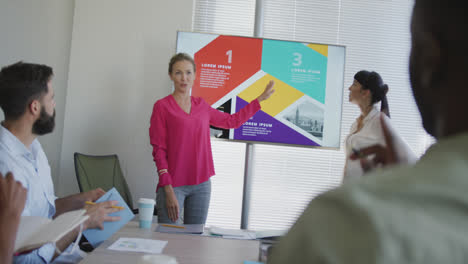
[307,43,328,57]
[238,74,304,117]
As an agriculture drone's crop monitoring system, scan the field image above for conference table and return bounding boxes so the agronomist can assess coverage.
[79,221,261,264]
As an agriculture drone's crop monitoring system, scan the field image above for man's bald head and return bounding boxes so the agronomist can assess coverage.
[410,0,468,138]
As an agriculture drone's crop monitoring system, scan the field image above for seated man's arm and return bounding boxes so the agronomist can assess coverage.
[52,200,121,259]
[14,245,56,264]
[56,199,122,245]
[54,188,106,217]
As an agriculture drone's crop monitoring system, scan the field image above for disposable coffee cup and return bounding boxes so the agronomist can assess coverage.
[138,254,177,264]
[138,198,156,229]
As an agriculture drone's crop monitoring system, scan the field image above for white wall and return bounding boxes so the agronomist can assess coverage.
[0,0,75,186]
[59,0,193,204]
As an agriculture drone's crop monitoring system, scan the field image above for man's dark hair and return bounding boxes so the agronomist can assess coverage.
[0,61,53,120]
[354,70,390,117]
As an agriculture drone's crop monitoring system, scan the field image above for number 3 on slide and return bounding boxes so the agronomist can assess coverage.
[292,52,302,66]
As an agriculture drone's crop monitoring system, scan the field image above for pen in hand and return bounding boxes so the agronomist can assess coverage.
[161,224,185,229]
[352,148,365,159]
[85,201,124,210]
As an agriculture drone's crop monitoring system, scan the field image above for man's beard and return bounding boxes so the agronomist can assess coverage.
[32,107,56,135]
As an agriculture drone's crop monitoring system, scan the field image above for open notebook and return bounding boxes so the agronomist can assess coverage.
[14,209,89,253]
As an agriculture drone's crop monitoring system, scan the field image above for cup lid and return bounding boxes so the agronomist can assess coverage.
[138,198,156,205]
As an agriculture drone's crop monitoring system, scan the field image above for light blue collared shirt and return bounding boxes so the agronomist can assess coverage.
[0,125,57,263]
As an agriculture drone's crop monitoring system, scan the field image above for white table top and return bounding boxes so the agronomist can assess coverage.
[79,221,260,264]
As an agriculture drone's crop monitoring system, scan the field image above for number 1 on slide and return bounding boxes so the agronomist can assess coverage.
[226,50,232,64]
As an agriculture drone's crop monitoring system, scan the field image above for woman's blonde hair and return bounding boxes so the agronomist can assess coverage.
[168,53,196,74]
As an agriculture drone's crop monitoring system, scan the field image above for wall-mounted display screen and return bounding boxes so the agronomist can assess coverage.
[176,31,346,148]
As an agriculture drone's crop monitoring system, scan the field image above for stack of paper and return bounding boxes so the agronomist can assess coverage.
[155,224,204,234]
[209,226,256,240]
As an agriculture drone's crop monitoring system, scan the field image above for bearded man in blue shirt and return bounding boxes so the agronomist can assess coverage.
[0,62,121,264]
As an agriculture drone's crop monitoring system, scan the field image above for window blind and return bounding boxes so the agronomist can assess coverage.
[192,0,434,230]
[192,0,256,36]
[208,140,246,229]
[249,0,433,230]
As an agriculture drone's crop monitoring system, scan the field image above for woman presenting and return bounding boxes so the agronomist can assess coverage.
[344,70,416,181]
[149,53,275,224]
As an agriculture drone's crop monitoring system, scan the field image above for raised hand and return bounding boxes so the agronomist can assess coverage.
[350,114,398,173]
[0,172,27,217]
[257,80,276,102]
[0,172,27,264]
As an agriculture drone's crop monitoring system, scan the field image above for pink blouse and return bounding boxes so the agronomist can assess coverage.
[149,95,261,190]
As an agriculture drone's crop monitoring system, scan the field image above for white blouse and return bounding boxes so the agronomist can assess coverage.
[343,107,417,181]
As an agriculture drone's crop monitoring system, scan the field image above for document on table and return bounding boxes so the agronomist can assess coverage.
[108,237,168,254]
[209,226,256,240]
[156,224,204,234]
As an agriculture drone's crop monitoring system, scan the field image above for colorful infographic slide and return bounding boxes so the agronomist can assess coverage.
[176,31,345,148]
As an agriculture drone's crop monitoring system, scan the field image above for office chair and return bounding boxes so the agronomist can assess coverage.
[74,152,152,215]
